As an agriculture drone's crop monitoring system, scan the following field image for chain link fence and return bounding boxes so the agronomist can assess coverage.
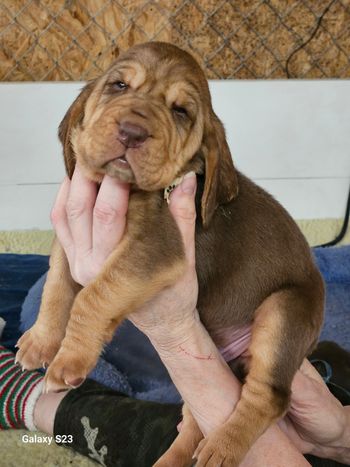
[0,0,349,81]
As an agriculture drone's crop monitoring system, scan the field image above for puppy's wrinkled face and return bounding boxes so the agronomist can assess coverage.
[72,42,210,190]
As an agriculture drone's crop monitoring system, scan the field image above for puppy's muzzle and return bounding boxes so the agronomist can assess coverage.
[118,120,149,148]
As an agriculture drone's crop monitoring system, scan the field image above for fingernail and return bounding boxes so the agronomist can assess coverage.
[181,171,196,195]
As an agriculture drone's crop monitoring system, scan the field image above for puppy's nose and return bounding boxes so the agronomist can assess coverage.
[118,121,149,148]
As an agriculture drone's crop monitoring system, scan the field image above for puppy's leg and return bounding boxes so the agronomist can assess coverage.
[44,236,186,392]
[195,284,323,467]
[154,404,203,467]
[16,238,80,370]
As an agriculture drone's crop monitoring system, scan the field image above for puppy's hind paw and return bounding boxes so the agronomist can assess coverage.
[194,434,241,467]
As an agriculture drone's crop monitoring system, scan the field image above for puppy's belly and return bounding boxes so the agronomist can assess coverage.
[211,325,252,362]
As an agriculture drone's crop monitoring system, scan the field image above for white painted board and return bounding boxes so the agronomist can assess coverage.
[1,81,349,229]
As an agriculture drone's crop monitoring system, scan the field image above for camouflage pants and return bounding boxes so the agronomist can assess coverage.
[54,380,181,467]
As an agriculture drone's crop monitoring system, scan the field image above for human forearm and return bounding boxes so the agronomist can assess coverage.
[148,311,239,435]
[147,312,309,467]
[241,424,310,467]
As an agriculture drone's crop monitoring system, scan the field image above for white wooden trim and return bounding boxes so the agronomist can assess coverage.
[1,81,349,229]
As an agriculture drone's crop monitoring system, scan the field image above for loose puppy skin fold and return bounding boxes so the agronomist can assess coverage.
[16,42,324,466]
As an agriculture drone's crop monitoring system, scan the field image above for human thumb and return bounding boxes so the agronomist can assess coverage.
[169,171,197,262]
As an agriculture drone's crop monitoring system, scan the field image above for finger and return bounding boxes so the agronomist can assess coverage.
[66,164,97,257]
[169,172,197,265]
[51,177,74,258]
[92,175,130,261]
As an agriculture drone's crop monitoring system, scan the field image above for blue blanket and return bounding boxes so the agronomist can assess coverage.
[314,246,350,349]
[0,247,349,403]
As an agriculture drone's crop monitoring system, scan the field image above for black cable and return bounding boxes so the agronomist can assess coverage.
[285,0,337,78]
[317,182,350,247]
[283,0,348,247]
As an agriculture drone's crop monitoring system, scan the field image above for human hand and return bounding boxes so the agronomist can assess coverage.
[51,164,130,287]
[52,165,199,344]
[280,359,350,463]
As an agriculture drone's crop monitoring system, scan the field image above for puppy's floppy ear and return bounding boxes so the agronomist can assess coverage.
[201,113,238,227]
[58,81,95,178]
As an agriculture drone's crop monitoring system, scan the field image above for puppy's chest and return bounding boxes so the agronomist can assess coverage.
[194,227,265,330]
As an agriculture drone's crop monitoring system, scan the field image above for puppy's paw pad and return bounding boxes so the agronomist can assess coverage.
[44,351,90,393]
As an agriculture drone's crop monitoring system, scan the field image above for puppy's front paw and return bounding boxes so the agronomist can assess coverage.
[44,347,96,393]
[194,431,243,467]
[16,325,62,370]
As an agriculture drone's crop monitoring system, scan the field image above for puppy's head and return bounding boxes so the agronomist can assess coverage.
[59,41,238,226]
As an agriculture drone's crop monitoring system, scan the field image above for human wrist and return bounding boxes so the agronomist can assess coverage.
[339,405,350,447]
[144,308,203,353]
[322,405,350,463]
[308,406,350,464]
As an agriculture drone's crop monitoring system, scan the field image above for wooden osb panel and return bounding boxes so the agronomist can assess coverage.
[0,0,349,81]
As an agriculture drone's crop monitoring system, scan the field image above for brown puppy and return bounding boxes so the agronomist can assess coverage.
[16,42,324,466]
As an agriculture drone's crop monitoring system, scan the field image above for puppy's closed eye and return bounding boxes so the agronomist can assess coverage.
[172,105,188,118]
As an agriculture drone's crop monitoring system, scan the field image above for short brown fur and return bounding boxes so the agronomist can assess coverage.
[17,42,324,466]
